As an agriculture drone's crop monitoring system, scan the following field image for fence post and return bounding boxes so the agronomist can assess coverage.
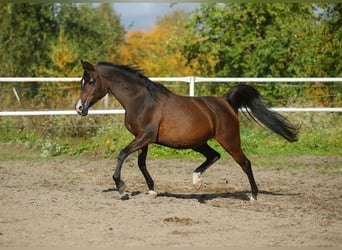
[189,76,195,97]
[12,87,21,104]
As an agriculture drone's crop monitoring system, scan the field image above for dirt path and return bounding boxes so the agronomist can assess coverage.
[0,156,341,247]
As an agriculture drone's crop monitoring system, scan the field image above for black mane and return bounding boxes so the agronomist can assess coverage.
[97,62,170,99]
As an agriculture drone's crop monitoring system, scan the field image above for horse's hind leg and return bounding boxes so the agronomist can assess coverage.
[192,143,221,190]
[216,135,258,200]
[237,155,258,201]
[138,146,157,198]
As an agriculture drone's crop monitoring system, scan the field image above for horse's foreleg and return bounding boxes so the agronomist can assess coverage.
[113,147,129,195]
[113,134,153,197]
[138,145,157,198]
[192,143,221,190]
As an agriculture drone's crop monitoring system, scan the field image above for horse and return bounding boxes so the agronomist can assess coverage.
[75,61,299,201]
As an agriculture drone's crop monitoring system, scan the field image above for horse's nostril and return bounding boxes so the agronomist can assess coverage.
[79,105,83,111]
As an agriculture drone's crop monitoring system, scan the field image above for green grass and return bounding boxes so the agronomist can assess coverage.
[0,113,341,167]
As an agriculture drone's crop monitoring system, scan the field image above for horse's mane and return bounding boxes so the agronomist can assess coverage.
[97,62,170,99]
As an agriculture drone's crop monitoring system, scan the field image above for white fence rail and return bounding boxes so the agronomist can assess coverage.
[0,77,341,116]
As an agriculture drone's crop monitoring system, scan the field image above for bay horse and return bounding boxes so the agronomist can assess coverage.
[75,61,299,201]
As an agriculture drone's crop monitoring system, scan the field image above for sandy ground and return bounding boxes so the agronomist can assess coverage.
[0,154,341,247]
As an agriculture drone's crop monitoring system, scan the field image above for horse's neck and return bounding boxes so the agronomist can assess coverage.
[107,78,150,110]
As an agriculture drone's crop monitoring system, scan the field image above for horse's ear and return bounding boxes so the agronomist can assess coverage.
[81,60,95,71]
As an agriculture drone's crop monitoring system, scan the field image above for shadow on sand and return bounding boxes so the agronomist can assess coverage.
[102,187,299,202]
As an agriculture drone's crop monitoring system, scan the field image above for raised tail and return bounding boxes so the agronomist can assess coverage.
[225,84,299,142]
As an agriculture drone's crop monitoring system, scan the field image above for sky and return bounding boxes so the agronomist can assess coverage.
[113,3,201,31]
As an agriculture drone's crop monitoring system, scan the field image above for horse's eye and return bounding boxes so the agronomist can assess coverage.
[89,79,96,85]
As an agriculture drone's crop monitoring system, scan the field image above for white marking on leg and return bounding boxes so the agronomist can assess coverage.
[148,190,158,199]
[250,195,257,202]
[192,172,203,190]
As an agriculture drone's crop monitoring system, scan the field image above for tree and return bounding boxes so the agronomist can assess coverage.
[40,3,124,77]
[183,3,322,77]
[119,9,200,78]
[0,3,125,109]
[36,3,125,107]
[0,3,58,76]
[317,3,341,77]
[181,3,341,105]
[0,3,125,77]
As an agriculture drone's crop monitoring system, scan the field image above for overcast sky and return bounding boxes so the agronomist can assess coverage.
[113,3,201,31]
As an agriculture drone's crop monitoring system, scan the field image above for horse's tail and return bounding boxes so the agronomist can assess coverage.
[224,84,299,142]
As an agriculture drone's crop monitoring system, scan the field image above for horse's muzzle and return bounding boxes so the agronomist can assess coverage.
[75,99,90,116]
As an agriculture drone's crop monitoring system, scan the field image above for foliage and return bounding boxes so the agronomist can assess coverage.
[0,3,124,78]
[182,3,341,105]
[184,3,336,77]
[39,3,124,77]
[0,3,125,115]
[119,9,198,77]
[0,4,58,77]
[316,3,342,77]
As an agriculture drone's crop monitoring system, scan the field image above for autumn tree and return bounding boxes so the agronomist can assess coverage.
[119,9,201,77]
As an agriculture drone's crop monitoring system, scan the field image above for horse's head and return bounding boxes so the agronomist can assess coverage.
[75,61,108,116]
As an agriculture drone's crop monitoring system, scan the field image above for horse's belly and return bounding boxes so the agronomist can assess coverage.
[157,116,213,149]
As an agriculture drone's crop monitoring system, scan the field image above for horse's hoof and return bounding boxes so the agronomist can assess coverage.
[148,190,158,199]
[194,179,203,190]
[250,195,257,201]
[192,172,203,190]
[118,181,126,195]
